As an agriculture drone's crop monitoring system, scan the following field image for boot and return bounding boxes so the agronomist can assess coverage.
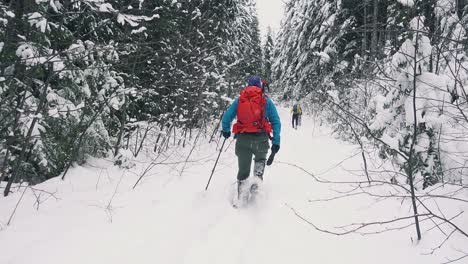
[233,180,249,207]
[253,160,265,180]
[251,160,265,193]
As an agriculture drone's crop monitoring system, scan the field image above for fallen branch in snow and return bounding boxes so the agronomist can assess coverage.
[442,250,468,264]
[278,161,468,206]
[313,151,362,176]
[132,147,211,189]
[95,169,104,191]
[132,148,172,189]
[423,229,458,256]
[29,187,60,210]
[106,171,126,223]
[280,160,468,255]
[287,203,431,236]
[277,161,406,188]
[179,123,204,177]
[308,188,468,204]
[7,186,28,225]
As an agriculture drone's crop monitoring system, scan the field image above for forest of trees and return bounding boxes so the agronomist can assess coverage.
[273,0,468,250]
[1,0,467,261]
[0,0,265,196]
[274,0,468,189]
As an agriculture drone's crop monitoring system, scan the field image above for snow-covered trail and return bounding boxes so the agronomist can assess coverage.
[0,108,448,264]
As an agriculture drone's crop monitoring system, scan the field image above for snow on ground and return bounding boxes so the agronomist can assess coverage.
[0,107,467,264]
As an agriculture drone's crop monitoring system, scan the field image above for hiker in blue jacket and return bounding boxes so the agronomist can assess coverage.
[221,76,281,205]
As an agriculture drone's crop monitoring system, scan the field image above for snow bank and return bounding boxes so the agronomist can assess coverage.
[0,108,466,264]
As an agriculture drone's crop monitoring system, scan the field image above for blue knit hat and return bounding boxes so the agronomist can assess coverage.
[247,76,262,88]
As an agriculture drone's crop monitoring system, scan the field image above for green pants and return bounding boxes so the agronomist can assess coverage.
[235,133,270,181]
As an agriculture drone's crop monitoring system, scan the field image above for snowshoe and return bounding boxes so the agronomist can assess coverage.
[233,179,263,208]
[232,180,249,208]
[248,176,262,203]
[250,183,259,193]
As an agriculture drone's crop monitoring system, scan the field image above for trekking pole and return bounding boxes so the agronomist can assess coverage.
[224,138,234,152]
[205,137,227,191]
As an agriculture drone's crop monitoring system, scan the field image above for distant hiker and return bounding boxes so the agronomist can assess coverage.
[291,103,302,129]
[298,107,303,126]
[222,76,281,206]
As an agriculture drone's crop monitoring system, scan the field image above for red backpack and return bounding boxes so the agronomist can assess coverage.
[233,86,272,134]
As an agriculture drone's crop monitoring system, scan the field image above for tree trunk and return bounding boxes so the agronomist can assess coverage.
[0,92,27,182]
[133,125,140,157]
[408,18,423,240]
[113,103,128,157]
[362,0,367,55]
[135,126,150,157]
[457,0,466,18]
[371,0,379,58]
[4,80,50,196]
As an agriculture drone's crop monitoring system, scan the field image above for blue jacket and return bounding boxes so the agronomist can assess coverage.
[222,97,281,145]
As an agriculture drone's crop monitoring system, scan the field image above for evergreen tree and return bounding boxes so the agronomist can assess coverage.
[263,27,274,82]
[0,0,265,195]
[273,0,357,100]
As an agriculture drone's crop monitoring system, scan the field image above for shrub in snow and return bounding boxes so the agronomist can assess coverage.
[113,149,136,169]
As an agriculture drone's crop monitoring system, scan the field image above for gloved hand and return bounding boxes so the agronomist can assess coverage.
[222,131,231,139]
[271,144,280,154]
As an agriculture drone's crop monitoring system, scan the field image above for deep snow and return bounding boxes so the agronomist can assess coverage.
[0,107,467,264]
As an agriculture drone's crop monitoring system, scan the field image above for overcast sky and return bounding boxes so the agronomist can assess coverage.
[256,0,285,37]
